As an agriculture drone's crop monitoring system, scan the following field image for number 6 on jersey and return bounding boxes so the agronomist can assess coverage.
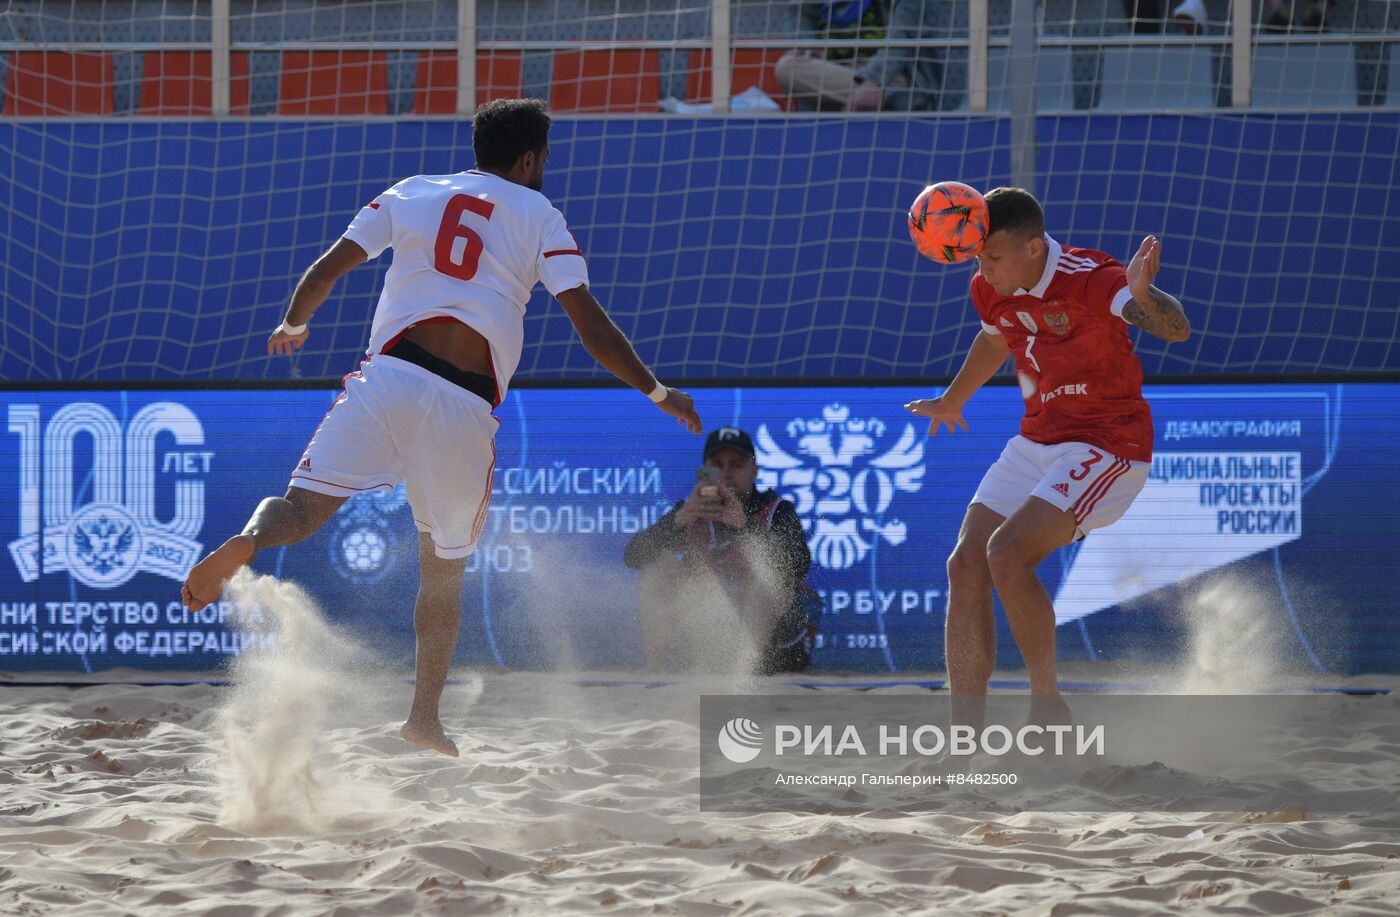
[434,194,496,281]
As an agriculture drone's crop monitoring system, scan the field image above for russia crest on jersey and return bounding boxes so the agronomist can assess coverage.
[755,404,925,570]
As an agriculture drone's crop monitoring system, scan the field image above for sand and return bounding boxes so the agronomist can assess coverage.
[2,573,1398,914]
[2,672,1397,915]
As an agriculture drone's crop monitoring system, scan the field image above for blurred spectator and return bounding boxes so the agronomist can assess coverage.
[1298,1,1335,31]
[1121,0,1168,34]
[775,0,953,112]
[1170,0,1208,34]
[1263,0,1336,32]
[774,0,888,111]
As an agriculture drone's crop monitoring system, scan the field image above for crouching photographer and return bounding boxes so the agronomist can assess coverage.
[623,427,822,675]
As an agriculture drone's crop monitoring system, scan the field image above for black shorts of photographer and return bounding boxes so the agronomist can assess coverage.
[623,427,822,675]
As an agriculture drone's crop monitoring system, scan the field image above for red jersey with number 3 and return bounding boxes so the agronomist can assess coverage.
[341,170,588,401]
[971,237,1154,462]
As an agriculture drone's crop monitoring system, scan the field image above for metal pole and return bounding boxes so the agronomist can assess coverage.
[1008,0,1036,193]
[211,0,230,116]
[711,0,732,114]
[1231,0,1252,108]
[458,0,478,116]
[969,0,989,113]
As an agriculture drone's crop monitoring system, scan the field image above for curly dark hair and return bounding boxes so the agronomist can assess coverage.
[472,98,552,172]
[985,187,1046,240]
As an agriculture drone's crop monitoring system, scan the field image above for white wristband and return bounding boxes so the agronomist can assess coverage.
[646,381,668,403]
[279,320,307,335]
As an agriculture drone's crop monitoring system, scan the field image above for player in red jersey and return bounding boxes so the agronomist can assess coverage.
[906,187,1189,708]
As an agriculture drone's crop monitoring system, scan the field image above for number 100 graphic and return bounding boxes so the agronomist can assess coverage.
[8,402,208,589]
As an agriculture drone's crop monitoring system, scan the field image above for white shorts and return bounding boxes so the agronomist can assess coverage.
[971,435,1148,538]
[290,355,498,559]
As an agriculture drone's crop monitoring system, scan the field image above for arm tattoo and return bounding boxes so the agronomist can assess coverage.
[1122,285,1190,343]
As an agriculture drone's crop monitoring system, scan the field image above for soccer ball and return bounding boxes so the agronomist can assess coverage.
[907,181,989,264]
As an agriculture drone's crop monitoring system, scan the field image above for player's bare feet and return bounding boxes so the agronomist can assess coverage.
[1028,693,1074,727]
[401,719,459,757]
[181,534,256,611]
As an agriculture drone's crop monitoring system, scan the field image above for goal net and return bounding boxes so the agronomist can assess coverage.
[0,0,1396,384]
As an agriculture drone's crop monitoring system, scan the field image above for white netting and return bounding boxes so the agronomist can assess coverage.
[0,0,1397,382]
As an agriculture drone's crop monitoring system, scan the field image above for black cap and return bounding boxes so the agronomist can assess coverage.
[703,426,756,460]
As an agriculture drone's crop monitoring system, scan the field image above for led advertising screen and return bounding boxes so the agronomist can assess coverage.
[1,383,1391,675]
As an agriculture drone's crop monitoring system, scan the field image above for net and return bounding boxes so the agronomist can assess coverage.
[0,0,1397,383]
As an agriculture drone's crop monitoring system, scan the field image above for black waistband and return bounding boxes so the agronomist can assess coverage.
[382,338,497,407]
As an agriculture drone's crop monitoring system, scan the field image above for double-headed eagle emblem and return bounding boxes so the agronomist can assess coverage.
[756,404,925,570]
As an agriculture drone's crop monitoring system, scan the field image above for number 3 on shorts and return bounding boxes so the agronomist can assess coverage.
[1068,448,1103,481]
[434,194,496,281]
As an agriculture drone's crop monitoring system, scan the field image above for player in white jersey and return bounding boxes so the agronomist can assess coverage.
[182,99,702,756]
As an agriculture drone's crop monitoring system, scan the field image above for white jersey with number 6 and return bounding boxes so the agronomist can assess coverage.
[341,169,589,400]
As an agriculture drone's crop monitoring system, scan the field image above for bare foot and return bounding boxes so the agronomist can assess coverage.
[401,719,459,757]
[1028,693,1074,727]
[181,534,256,611]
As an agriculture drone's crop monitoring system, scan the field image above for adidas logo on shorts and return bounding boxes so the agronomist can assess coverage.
[1052,482,1070,497]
